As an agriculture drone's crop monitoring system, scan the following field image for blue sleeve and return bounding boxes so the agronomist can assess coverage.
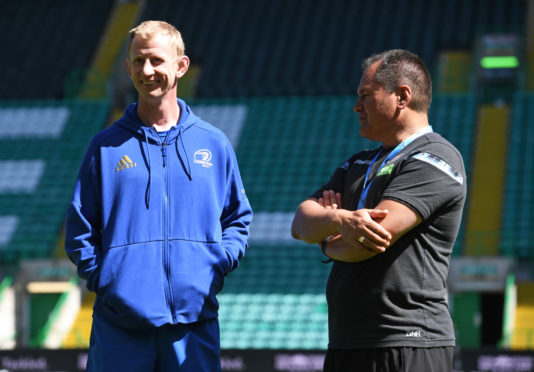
[64,145,102,292]
[220,143,252,274]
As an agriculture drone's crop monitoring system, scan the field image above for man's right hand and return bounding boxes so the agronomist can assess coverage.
[334,208,391,252]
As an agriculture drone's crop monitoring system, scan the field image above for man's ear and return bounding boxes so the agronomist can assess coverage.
[176,55,190,78]
[397,85,411,109]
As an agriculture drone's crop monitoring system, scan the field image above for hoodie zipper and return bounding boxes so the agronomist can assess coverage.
[162,142,168,167]
[160,137,177,324]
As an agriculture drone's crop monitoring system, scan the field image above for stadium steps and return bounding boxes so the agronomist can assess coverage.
[79,0,141,99]
[62,291,95,348]
[511,282,534,349]
[464,105,510,256]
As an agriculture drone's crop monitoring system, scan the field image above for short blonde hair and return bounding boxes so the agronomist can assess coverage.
[128,20,185,58]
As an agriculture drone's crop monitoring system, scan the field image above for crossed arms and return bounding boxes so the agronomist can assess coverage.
[291,190,422,262]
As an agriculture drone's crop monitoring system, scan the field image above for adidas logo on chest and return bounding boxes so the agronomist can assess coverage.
[115,155,137,172]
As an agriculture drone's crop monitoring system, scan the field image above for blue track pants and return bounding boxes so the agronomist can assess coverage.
[87,312,221,372]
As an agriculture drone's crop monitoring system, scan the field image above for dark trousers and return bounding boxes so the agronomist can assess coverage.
[323,346,454,372]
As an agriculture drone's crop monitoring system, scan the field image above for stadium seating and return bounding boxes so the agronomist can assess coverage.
[0,0,114,99]
[0,100,110,263]
[138,0,525,97]
[218,293,328,349]
[501,92,534,257]
[0,0,532,355]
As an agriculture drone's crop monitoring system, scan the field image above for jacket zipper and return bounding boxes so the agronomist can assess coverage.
[161,139,177,324]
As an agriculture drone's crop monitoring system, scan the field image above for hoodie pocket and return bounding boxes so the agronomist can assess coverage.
[96,241,169,327]
[167,240,228,322]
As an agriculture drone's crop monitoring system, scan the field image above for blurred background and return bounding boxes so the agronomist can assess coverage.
[0,0,533,371]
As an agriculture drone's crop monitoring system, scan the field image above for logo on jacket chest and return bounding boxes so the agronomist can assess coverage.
[115,155,137,172]
[194,149,213,168]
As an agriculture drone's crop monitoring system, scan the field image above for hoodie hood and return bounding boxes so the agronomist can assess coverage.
[115,98,198,143]
[114,98,198,207]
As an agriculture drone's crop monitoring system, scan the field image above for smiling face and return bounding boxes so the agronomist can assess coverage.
[353,61,399,143]
[126,32,188,105]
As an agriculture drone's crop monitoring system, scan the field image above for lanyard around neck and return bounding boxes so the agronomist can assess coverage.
[357,126,433,209]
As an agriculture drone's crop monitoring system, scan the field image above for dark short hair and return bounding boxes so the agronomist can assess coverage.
[362,49,432,113]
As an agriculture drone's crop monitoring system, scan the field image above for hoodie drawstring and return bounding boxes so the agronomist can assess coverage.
[143,130,152,209]
[142,126,191,210]
[176,126,192,181]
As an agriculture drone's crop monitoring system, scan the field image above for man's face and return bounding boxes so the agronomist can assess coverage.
[126,33,184,103]
[353,61,398,142]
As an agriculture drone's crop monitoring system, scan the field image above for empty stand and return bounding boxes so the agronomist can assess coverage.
[2,0,532,355]
[0,100,110,263]
[222,243,330,295]
[218,293,328,349]
[501,92,534,257]
[0,0,114,99]
[138,0,525,97]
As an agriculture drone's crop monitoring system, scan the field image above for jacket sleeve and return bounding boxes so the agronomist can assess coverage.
[220,143,253,274]
[64,147,102,292]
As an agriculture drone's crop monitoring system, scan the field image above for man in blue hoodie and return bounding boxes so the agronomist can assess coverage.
[65,20,252,371]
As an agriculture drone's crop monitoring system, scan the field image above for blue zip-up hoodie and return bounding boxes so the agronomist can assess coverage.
[65,98,252,329]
